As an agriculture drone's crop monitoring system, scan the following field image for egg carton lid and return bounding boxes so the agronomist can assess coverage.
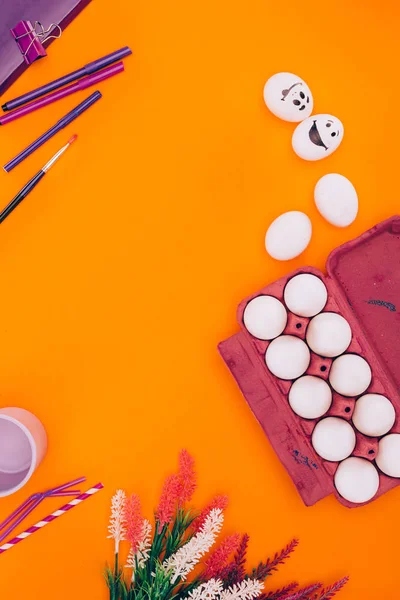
[327,215,400,394]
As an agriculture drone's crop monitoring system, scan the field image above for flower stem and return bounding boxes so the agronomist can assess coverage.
[115,552,119,577]
[113,552,119,600]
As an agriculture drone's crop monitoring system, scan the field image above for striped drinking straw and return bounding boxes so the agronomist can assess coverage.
[0,483,104,555]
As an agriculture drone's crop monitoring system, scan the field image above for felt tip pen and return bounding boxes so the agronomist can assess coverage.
[3,91,101,173]
[0,62,123,126]
[1,46,131,112]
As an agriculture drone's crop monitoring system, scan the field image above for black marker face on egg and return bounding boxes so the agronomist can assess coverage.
[281,83,310,113]
[308,119,341,150]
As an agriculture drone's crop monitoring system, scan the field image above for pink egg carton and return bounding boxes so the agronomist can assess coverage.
[219,216,400,507]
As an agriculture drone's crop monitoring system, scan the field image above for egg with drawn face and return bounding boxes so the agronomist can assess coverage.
[292,114,344,160]
[263,72,313,122]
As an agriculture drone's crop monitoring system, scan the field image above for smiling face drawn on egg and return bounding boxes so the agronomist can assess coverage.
[309,119,340,150]
[264,73,314,122]
[292,114,344,161]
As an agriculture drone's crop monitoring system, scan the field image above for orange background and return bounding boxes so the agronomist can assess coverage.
[0,0,399,597]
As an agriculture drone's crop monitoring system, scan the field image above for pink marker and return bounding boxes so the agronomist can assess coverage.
[0,62,124,126]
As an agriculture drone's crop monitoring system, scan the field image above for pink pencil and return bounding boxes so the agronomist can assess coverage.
[0,483,104,555]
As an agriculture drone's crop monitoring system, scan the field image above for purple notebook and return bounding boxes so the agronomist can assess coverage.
[0,0,91,96]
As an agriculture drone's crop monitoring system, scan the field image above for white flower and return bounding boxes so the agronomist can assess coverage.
[220,580,264,600]
[107,489,127,554]
[126,519,152,581]
[164,508,224,583]
[185,579,223,600]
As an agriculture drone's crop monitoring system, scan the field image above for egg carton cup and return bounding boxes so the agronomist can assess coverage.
[219,216,400,507]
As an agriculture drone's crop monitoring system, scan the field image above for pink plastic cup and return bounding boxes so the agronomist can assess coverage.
[0,408,47,497]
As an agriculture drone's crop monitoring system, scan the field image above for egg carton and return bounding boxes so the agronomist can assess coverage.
[218,216,400,507]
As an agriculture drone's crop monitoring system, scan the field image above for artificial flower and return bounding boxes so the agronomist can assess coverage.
[105,452,347,600]
[220,579,264,600]
[165,508,224,582]
[202,534,241,580]
[185,579,224,600]
[192,495,229,533]
[126,519,152,579]
[107,489,127,555]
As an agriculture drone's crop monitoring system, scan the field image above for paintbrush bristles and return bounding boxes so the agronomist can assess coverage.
[42,134,78,173]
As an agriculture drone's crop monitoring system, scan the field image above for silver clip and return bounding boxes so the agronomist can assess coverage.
[15,21,62,58]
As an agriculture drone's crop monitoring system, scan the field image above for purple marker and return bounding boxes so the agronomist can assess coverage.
[3,91,101,173]
[0,62,123,126]
[2,46,131,112]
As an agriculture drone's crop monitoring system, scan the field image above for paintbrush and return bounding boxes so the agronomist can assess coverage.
[0,134,77,224]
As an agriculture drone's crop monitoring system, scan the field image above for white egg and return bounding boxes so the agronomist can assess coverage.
[314,174,358,227]
[376,434,400,478]
[311,417,356,462]
[329,354,372,397]
[284,273,327,317]
[288,375,332,419]
[335,457,379,503]
[352,394,396,437]
[265,335,310,380]
[292,114,344,161]
[243,296,287,340]
[265,211,312,261]
[263,72,313,122]
[306,312,352,358]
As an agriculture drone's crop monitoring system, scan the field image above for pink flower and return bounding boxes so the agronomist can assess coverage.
[157,473,183,527]
[125,494,145,553]
[157,450,197,526]
[178,449,197,504]
[203,534,241,580]
[192,495,229,532]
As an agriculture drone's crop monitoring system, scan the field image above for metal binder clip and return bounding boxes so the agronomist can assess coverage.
[11,20,62,65]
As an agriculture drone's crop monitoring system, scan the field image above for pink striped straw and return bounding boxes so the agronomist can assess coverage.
[0,476,86,544]
[0,483,104,556]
